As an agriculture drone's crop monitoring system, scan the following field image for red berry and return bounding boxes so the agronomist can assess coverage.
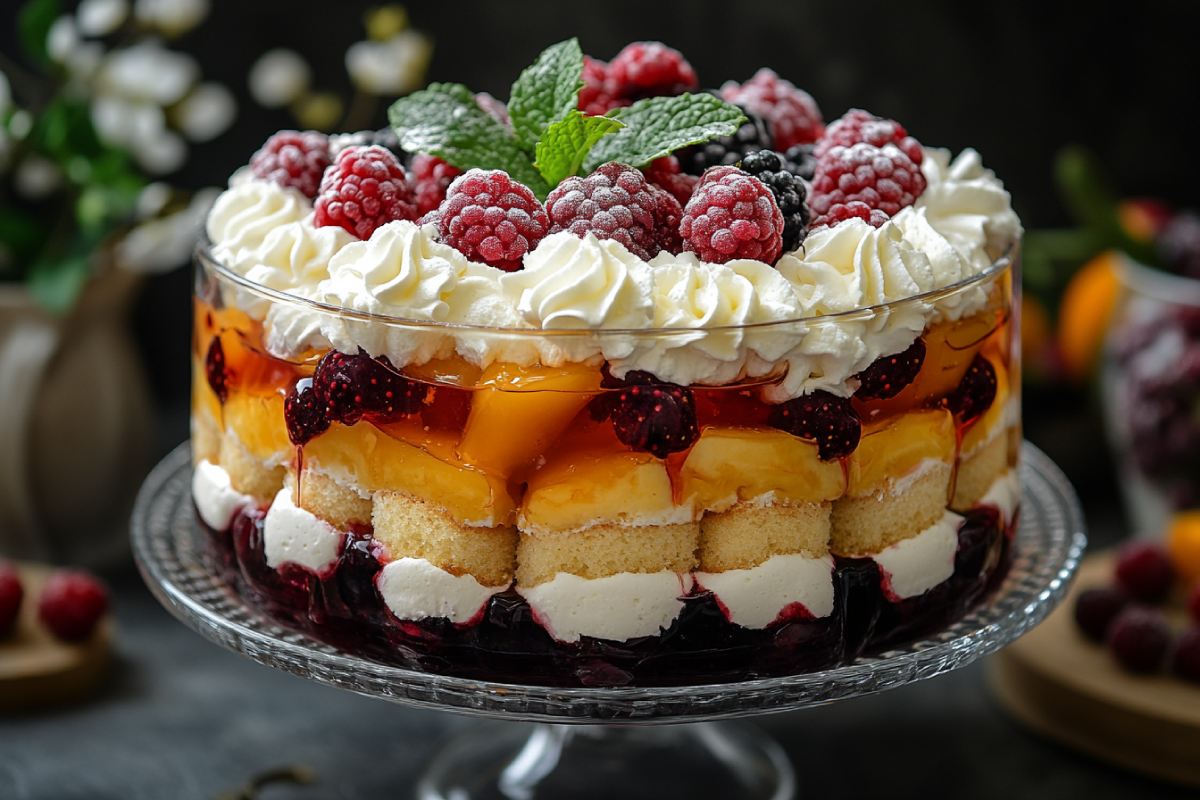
[436,169,550,272]
[1074,587,1130,641]
[0,562,23,638]
[814,109,924,165]
[947,355,997,425]
[603,372,698,459]
[411,154,463,217]
[1189,582,1200,623]
[1114,541,1175,602]
[314,145,418,240]
[651,184,684,256]
[768,390,862,461]
[719,68,824,151]
[853,339,926,400]
[314,349,428,426]
[577,56,629,116]
[546,163,669,260]
[37,569,109,642]
[204,336,228,404]
[606,42,697,101]
[249,131,331,199]
[679,166,784,265]
[642,155,699,208]
[284,378,331,447]
[1173,626,1200,682]
[1105,606,1170,672]
[809,142,927,230]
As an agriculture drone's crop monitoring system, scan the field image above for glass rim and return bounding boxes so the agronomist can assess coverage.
[1116,253,1200,307]
[195,238,1015,338]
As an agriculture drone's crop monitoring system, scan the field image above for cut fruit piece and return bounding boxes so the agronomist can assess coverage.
[846,408,956,497]
[224,390,293,466]
[679,427,845,514]
[305,421,516,527]
[521,443,682,534]
[457,361,603,479]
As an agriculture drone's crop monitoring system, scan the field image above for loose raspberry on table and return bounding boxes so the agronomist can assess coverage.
[642,155,699,208]
[815,109,924,165]
[809,142,926,230]
[436,169,550,271]
[1114,541,1174,602]
[1175,626,1200,682]
[606,42,698,101]
[249,131,331,199]
[1074,587,1130,641]
[315,145,418,240]
[768,390,862,461]
[679,166,784,265]
[577,56,629,117]
[740,150,810,254]
[1106,606,1170,673]
[603,371,698,459]
[853,338,927,401]
[720,68,824,151]
[0,562,22,638]
[545,162,669,261]
[37,569,109,642]
[412,154,464,216]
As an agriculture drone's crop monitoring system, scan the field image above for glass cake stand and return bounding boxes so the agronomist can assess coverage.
[132,442,1085,800]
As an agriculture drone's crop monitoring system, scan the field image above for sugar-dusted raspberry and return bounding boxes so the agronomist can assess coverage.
[38,569,109,642]
[545,163,666,260]
[437,169,550,271]
[815,109,924,166]
[853,338,927,401]
[604,371,698,459]
[315,145,418,240]
[740,150,810,254]
[1106,606,1170,673]
[1074,587,1130,641]
[720,68,824,151]
[577,56,629,117]
[249,131,331,198]
[680,166,784,265]
[1114,541,1174,602]
[809,143,926,230]
[642,155,699,208]
[0,562,22,638]
[813,200,889,230]
[606,42,698,101]
[412,154,463,216]
[651,184,684,256]
[768,390,862,461]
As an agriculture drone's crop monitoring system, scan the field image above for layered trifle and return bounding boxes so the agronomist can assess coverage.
[190,40,1022,686]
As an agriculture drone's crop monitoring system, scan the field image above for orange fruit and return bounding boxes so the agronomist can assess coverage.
[1020,294,1052,364]
[1167,510,1200,585]
[1057,251,1121,382]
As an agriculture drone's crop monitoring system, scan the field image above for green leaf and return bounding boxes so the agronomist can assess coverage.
[19,0,59,66]
[28,254,91,315]
[388,82,548,198]
[535,111,624,188]
[584,94,746,173]
[508,38,584,152]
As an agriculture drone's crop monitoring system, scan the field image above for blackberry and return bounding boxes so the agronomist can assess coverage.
[740,150,810,253]
[329,128,409,166]
[605,371,699,459]
[680,107,774,176]
[783,143,817,181]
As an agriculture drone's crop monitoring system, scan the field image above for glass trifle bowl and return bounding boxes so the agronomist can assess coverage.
[189,222,1020,688]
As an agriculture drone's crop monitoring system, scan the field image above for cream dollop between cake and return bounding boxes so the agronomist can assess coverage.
[262,485,343,572]
[518,570,695,643]
[873,510,963,600]
[695,553,835,629]
[978,470,1020,525]
[192,460,254,530]
[376,558,509,625]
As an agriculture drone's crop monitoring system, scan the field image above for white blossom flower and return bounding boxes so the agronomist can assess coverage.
[173,82,236,142]
[77,0,129,36]
[91,95,162,148]
[47,15,79,63]
[248,49,311,108]
[66,42,105,80]
[95,39,198,106]
[8,111,32,139]
[135,182,171,218]
[15,156,63,199]
[134,0,209,37]
[137,129,187,174]
[345,30,432,96]
[117,187,219,272]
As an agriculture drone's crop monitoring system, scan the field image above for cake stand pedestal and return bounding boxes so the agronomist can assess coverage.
[132,444,1085,800]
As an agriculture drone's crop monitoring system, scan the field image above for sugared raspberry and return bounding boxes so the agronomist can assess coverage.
[546,163,668,261]
[1114,541,1174,602]
[1174,626,1200,682]
[679,166,784,265]
[606,42,697,101]
[0,562,22,637]
[814,109,924,165]
[740,150,810,254]
[809,143,926,230]
[854,338,927,401]
[947,355,997,425]
[651,185,684,256]
[204,336,228,404]
[642,155,699,208]
[768,390,862,461]
[412,154,463,216]
[38,569,109,642]
[315,145,418,240]
[1106,606,1170,673]
[577,56,629,117]
[720,68,824,151]
[1074,587,1130,641]
[436,169,550,271]
[603,371,698,459]
[249,131,331,199]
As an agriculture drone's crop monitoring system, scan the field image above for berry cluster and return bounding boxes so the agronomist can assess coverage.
[720,68,824,152]
[0,562,109,642]
[284,349,429,446]
[1073,541,1200,681]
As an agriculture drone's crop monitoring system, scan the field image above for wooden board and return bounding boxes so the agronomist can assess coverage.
[0,562,112,714]
[990,552,1200,786]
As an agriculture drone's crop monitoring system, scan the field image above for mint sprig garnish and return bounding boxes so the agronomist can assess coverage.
[388,40,746,201]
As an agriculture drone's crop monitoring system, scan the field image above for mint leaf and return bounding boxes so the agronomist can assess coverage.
[583,94,747,172]
[535,111,625,188]
[388,83,548,198]
[508,38,585,152]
